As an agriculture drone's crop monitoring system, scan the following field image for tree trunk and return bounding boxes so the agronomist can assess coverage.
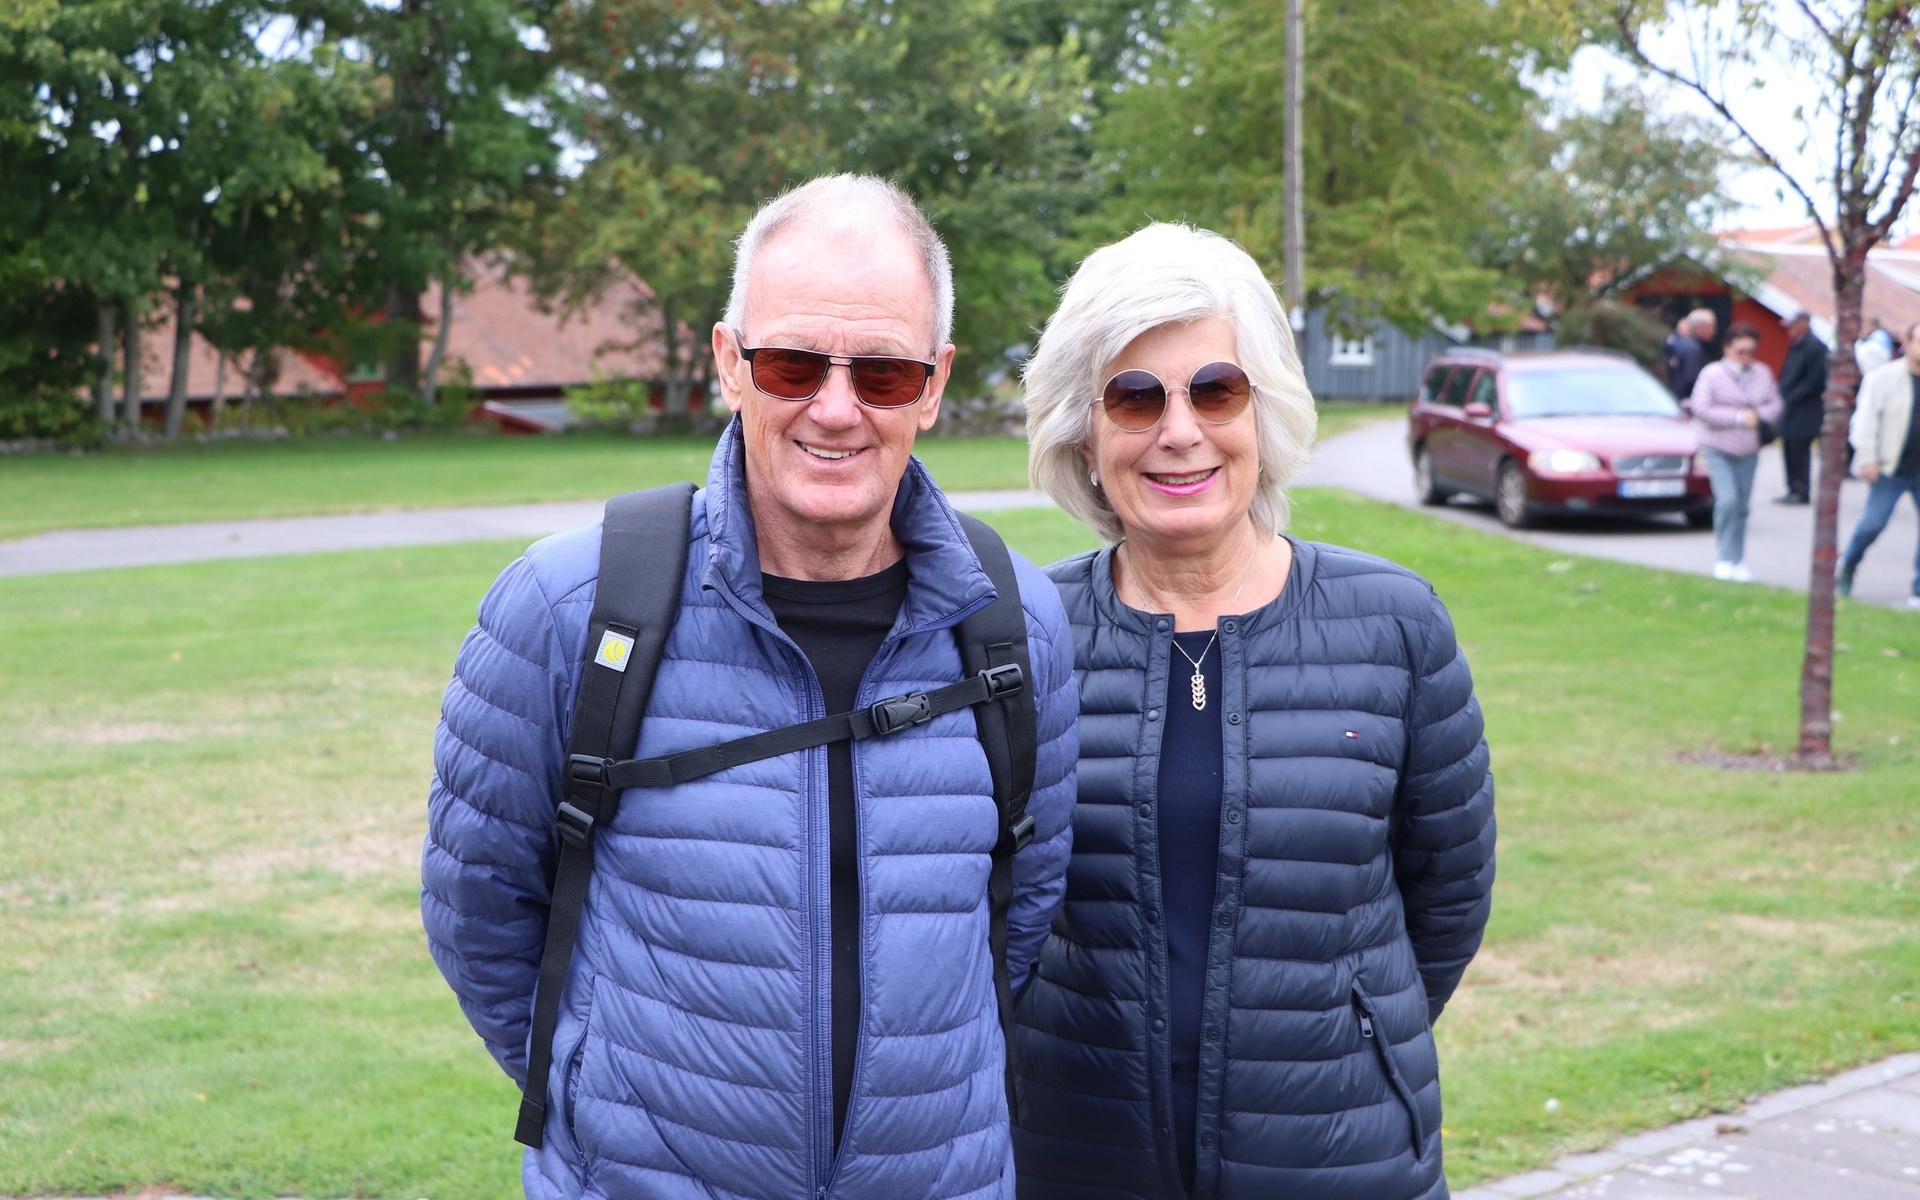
[239,348,265,432]
[164,281,195,440]
[94,301,117,426]
[210,344,230,432]
[386,284,423,398]
[120,302,143,433]
[658,297,692,430]
[422,273,457,408]
[1796,253,1867,761]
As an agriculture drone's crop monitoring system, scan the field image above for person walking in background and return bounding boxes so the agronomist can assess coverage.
[1690,322,1784,582]
[1774,311,1828,505]
[1665,308,1716,403]
[1012,223,1494,1199]
[1839,322,1920,609]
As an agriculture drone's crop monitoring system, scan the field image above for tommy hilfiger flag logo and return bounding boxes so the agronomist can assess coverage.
[593,630,635,672]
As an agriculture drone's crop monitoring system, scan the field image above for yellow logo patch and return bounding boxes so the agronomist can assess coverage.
[594,630,635,672]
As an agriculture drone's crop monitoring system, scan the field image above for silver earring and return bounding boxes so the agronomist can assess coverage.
[1089,469,1100,488]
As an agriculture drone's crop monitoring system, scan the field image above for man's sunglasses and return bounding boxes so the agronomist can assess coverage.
[736,338,936,410]
[1097,361,1254,432]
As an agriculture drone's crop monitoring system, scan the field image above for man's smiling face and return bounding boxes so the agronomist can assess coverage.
[713,221,951,564]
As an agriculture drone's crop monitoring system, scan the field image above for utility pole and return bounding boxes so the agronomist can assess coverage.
[1283,0,1306,336]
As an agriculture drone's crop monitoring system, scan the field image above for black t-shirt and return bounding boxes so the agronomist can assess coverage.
[1156,629,1225,1193]
[761,558,910,1155]
[1898,374,1920,478]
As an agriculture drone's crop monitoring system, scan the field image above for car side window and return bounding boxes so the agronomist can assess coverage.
[1469,372,1498,412]
[1439,367,1475,410]
[1421,365,1453,405]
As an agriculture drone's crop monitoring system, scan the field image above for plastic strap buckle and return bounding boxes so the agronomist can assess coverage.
[1007,812,1037,852]
[868,691,934,736]
[979,663,1024,698]
[555,801,596,848]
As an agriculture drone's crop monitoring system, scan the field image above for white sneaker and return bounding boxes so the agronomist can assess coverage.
[1908,595,1920,610]
[1713,561,1735,580]
[1729,563,1754,583]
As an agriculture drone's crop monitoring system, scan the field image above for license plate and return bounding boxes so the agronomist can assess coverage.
[1619,478,1686,498]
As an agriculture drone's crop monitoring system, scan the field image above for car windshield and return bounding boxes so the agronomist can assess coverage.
[1505,367,1681,420]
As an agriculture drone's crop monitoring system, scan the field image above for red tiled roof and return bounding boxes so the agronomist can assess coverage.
[132,257,664,402]
[1719,243,1920,339]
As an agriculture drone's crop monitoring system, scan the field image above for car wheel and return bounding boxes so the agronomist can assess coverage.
[1684,507,1714,529]
[1413,446,1452,506]
[1495,461,1535,529]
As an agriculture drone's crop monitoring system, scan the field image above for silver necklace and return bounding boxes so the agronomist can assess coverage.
[1135,540,1262,712]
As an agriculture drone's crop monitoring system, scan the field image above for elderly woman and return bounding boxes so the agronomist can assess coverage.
[1688,321,1784,582]
[1010,223,1495,1200]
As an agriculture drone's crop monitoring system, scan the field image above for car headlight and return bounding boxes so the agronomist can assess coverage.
[1527,449,1603,474]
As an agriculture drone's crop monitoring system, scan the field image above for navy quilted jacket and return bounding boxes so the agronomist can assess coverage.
[1011,540,1494,1200]
[423,422,1079,1200]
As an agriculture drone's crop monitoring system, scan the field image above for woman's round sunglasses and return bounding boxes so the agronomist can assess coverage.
[735,332,936,410]
[1096,361,1254,432]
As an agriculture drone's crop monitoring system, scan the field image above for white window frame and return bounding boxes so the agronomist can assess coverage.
[1328,334,1375,367]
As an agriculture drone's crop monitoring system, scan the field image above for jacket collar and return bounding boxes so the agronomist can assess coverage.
[699,416,997,634]
[1083,534,1317,635]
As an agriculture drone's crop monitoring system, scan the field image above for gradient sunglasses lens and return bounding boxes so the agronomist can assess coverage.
[1187,361,1253,422]
[1100,369,1169,431]
[1100,361,1253,431]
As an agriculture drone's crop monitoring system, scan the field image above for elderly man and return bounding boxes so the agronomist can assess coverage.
[1840,320,1920,608]
[1665,307,1717,402]
[423,174,1078,1199]
[1774,311,1829,504]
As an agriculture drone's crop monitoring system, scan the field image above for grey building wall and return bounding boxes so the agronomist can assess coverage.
[1299,309,1553,402]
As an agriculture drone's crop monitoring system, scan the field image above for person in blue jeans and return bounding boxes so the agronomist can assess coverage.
[1840,322,1920,608]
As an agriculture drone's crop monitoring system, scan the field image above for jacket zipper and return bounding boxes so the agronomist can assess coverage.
[1351,985,1426,1160]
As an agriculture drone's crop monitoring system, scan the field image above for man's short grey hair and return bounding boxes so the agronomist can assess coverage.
[1024,223,1316,544]
[723,174,954,351]
[1687,307,1717,332]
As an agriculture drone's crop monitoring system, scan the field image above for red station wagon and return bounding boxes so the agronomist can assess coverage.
[1406,348,1714,529]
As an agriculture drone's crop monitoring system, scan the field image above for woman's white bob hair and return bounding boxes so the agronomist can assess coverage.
[1024,222,1317,544]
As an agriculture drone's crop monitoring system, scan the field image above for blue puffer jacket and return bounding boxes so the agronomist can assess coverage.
[423,422,1079,1200]
[1012,540,1494,1200]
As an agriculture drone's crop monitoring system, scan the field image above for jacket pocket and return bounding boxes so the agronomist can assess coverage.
[1351,983,1426,1161]
[558,973,601,1171]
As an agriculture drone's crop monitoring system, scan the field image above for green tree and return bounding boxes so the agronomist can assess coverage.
[1090,0,1580,331]
[1613,0,1920,761]
[1479,86,1740,362]
[538,0,1101,418]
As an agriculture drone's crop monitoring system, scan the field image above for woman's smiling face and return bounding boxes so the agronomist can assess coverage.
[1084,317,1260,551]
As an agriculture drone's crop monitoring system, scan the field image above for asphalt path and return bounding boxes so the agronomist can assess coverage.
[1296,418,1920,611]
[4,422,1918,608]
[0,488,1050,579]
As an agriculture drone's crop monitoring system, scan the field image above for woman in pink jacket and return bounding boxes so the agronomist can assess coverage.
[1689,322,1785,582]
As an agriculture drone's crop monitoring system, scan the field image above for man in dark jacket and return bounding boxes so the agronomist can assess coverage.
[1665,308,1716,402]
[422,174,1079,1200]
[1775,311,1829,504]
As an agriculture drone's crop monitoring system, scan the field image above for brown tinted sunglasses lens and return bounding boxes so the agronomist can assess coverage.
[748,348,929,408]
[1101,369,1170,431]
[1101,362,1252,431]
[749,349,828,399]
[849,357,930,408]
[1188,361,1253,421]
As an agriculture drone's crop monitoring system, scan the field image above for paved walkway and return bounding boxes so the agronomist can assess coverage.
[0,489,1050,578]
[1459,1052,1920,1199]
[1297,419,1920,610]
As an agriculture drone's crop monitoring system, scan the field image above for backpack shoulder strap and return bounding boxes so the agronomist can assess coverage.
[514,481,694,1149]
[954,513,1038,1105]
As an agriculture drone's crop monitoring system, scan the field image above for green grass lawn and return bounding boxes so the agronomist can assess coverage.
[6,488,1910,1196]
[0,403,1395,541]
